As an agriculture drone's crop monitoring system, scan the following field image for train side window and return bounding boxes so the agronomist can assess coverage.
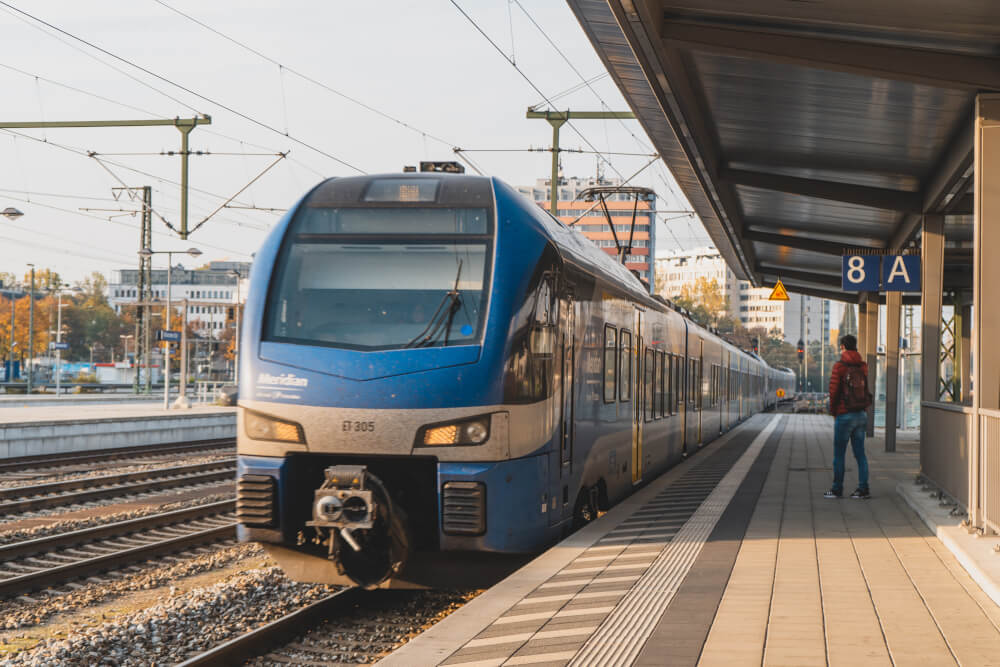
[670,354,681,415]
[673,355,681,413]
[603,325,617,404]
[665,354,673,415]
[697,360,704,411]
[714,365,720,407]
[644,348,655,422]
[658,351,666,418]
[688,359,695,406]
[619,330,631,402]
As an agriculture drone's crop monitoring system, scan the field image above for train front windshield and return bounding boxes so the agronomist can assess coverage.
[265,205,492,351]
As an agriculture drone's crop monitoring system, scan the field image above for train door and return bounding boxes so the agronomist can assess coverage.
[739,359,744,420]
[559,294,575,475]
[724,351,730,429]
[632,308,643,484]
[697,340,704,445]
[686,342,700,447]
[548,291,574,526]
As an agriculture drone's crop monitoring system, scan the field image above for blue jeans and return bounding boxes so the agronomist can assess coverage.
[832,411,869,494]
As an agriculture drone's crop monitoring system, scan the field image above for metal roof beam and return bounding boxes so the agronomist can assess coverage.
[744,230,882,256]
[659,20,1000,91]
[889,111,974,249]
[757,264,842,288]
[721,168,923,213]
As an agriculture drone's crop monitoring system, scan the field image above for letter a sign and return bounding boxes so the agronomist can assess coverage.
[768,279,790,301]
[882,255,921,292]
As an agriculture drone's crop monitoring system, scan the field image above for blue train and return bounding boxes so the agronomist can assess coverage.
[236,172,795,588]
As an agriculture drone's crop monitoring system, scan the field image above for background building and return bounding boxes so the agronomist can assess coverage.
[654,246,785,334]
[517,177,656,292]
[108,260,250,338]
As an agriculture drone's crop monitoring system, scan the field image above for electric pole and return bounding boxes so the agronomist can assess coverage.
[526,110,636,216]
[0,117,210,239]
[128,186,154,394]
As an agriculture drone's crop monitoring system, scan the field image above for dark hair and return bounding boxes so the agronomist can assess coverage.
[840,334,857,351]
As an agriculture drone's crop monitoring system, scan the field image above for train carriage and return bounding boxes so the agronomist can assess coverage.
[236,172,794,589]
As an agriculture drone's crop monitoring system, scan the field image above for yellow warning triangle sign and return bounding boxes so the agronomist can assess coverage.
[768,279,790,301]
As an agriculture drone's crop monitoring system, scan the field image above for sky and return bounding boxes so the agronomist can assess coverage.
[0,0,713,284]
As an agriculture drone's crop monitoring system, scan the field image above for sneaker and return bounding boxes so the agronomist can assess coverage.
[823,489,842,499]
[850,488,871,499]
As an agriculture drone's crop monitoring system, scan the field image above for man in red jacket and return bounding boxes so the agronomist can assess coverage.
[824,334,872,499]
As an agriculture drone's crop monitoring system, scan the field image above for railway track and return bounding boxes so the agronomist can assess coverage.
[0,438,235,477]
[0,459,236,515]
[0,499,236,598]
[179,587,475,666]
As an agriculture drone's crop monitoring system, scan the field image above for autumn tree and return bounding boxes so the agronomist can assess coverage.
[22,268,62,291]
[666,277,732,330]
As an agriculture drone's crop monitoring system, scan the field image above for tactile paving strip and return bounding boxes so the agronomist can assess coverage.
[439,414,782,667]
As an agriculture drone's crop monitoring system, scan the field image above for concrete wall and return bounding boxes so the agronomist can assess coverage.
[0,412,236,458]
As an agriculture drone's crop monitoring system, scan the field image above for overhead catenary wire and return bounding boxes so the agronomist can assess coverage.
[0,1,365,174]
[456,148,658,157]
[0,128,274,221]
[188,152,288,235]
[0,57,316,187]
[0,232,132,267]
[0,6,202,116]
[566,156,660,226]
[509,0,698,252]
[449,0,626,183]
[0,190,254,259]
[151,0,463,155]
[530,72,609,109]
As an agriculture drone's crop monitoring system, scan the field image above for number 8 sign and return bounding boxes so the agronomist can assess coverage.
[841,255,880,291]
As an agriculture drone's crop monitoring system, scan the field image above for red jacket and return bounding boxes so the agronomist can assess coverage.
[829,349,868,416]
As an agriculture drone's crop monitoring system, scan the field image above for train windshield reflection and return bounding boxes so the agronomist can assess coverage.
[265,207,492,351]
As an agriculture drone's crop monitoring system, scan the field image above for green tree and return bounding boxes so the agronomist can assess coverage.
[75,272,110,308]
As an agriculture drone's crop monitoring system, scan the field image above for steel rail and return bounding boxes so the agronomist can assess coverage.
[0,462,236,514]
[0,521,235,598]
[0,499,235,562]
[0,438,235,474]
[0,459,235,500]
[176,588,363,667]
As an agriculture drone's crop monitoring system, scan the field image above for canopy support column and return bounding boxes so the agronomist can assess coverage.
[885,291,902,452]
[971,93,1000,529]
[960,304,972,404]
[860,292,879,437]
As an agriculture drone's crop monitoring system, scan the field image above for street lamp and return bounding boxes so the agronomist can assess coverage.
[228,269,242,388]
[1,207,23,220]
[137,247,202,409]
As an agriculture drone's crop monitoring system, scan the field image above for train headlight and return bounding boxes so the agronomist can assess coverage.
[419,415,491,446]
[244,410,306,444]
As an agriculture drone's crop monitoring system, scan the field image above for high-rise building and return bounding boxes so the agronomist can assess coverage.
[517,177,656,292]
[654,246,785,334]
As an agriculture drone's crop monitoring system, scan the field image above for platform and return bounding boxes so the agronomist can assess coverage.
[380,414,1000,666]
[0,403,236,458]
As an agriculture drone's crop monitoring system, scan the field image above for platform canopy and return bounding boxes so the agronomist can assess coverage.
[568,1,999,302]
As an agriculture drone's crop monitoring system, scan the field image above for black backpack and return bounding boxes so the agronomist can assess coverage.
[841,362,872,412]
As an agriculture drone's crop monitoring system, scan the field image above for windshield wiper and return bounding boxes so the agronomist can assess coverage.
[403,260,463,348]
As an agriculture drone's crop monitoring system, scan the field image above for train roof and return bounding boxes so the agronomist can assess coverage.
[295,173,788,373]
